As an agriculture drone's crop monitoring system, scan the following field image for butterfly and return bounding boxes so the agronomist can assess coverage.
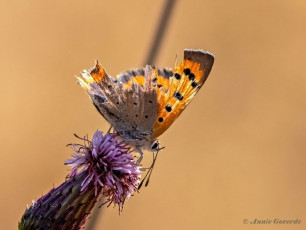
[78,49,214,162]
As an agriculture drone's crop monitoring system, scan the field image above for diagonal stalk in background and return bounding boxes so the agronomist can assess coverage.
[86,1,177,229]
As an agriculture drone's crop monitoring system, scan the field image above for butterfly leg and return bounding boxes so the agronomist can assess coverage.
[136,147,144,165]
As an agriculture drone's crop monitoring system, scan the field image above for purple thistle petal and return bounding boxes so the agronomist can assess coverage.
[66,131,141,210]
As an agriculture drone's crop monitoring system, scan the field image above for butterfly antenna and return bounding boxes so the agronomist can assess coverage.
[145,150,160,187]
[138,153,152,189]
[138,165,153,189]
[138,150,159,189]
[138,174,147,189]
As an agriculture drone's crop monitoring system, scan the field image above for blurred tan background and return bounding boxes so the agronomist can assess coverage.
[1,0,306,229]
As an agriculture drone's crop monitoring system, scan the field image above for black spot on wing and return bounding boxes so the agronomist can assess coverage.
[188,73,195,81]
[174,73,181,80]
[191,81,198,88]
[174,91,183,101]
[184,68,191,75]
[165,105,172,112]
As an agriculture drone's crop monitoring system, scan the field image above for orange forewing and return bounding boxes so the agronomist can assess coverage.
[152,60,204,139]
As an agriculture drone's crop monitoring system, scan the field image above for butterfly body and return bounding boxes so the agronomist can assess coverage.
[78,49,214,155]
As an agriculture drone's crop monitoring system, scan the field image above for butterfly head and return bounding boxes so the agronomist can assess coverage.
[148,139,164,152]
[137,139,164,152]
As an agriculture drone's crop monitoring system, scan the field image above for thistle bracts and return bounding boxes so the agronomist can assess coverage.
[19,131,141,230]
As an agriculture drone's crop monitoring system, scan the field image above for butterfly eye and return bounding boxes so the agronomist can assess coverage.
[150,140,159,150]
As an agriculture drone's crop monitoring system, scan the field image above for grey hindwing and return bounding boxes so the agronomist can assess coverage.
[91,65,158,139]
[117,67,173,84]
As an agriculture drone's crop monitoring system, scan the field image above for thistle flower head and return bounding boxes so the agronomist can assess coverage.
[19,131,140,230]
[66,131,141,210]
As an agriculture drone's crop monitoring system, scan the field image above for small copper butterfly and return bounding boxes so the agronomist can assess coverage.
[78,49,214,162]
